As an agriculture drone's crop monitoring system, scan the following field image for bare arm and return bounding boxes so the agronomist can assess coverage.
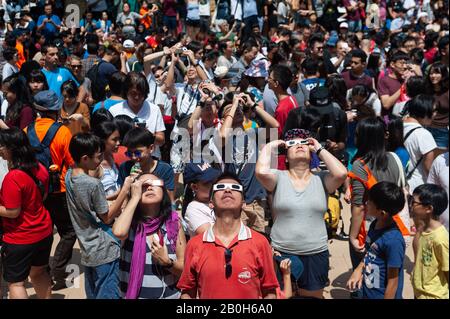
[0,206,21,219]
[98,177,133,225]
[350,204,365,252]
[380,89,401,110]
[384,268,399,299]
[112,182,141,241]
[422,150,436,176]
[255,140,284,192]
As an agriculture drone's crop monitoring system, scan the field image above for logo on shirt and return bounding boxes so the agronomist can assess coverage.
[238,268,252,284]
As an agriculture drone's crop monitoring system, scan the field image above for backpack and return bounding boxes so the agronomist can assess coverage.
[347,158,410,247]
[311,103,343,144]
[86,61,108,102]
[26,122,63,194]
[324,192,343,239]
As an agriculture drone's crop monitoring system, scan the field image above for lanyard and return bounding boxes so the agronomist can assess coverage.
[179,83,199,114]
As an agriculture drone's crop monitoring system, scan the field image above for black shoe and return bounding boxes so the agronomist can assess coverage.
[52,280,67,291]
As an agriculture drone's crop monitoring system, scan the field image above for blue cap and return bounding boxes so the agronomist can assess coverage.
[183,163,221,184]
[327,32,339,47]
[33,90,63,112]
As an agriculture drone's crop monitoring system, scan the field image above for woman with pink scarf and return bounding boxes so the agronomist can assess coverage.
[113,174,186,299]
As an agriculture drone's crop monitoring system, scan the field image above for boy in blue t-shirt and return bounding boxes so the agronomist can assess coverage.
[347,181,406,299]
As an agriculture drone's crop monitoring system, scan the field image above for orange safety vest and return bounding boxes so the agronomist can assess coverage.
[348,159,410,247]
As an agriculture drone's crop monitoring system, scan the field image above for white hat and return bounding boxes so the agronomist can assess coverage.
[214,66,229,79]
[123,39,135,49]
[417,12,428,19]
[339,22,349,29]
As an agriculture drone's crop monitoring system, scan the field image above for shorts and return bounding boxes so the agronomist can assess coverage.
[163,16,178,31]
[186,19,200,28]
[1,235,53,283]
[295,250,329,291]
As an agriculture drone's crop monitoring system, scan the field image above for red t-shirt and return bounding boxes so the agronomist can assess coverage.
[113,145,129,166]
[0,164,53,244]
[274,95,298,170]
[177,224,279,299]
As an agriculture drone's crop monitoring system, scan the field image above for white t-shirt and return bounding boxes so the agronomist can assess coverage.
[147,73,173,116]
[403,122,437,192]
[217,55,237,69]
[0,93,6,117]
[109,100,166,158]
[184,200,215,237]
[172,82,201,134]
[2,62,18,80]
[198,0,211,16]
[427,152,449,232]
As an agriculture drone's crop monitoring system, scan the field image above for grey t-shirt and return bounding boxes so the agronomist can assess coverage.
[350,153,401,206]
[271,170,329,255]
[65,169,120,267]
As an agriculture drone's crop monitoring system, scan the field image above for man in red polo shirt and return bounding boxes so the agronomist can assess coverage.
[177,172,278,299]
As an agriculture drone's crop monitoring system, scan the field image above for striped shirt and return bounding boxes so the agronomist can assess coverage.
[119,224,180,299]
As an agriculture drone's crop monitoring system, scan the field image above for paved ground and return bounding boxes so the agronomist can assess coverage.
[1,198,414,299]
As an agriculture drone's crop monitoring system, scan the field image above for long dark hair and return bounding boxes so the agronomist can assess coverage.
[354,117,389,171]
[0,127,38,171]
[325,74,348,110]
[385,114,405,152]
[92,120,118,145]
[4,75,33,125]
[427,62,449,94]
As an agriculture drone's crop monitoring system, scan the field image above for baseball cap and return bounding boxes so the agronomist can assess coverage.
[214,66,231,79]
[183,163,222,185]
[327,32,339,47]
[33,90,63,112]
[339,22,349,29]
[309,86,331,107]
[123,39,135,49]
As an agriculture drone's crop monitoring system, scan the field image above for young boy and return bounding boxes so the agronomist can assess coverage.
[347,181,406,299]
[65,133,132,299]
[117,127,175,203]
[411,184,449,299]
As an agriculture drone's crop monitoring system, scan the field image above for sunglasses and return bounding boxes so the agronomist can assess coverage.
[71,64,82,69]
[285,139,310,147]
[225,248,232,279]
[125,150,143,158]
[142,179,164,189]
[212,183,243,192]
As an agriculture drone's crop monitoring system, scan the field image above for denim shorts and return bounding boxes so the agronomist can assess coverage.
[85,259,120,299]
[427,127,449,149]
[295,250,330,291]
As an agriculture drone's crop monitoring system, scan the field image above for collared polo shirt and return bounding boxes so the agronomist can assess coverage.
[177,222,279,299]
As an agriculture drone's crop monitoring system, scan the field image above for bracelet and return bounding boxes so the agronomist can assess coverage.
[316,146,325,157]
[225,115,234,120]
[164,258,175,268]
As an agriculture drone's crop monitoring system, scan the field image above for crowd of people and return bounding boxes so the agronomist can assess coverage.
[0,0,448,300]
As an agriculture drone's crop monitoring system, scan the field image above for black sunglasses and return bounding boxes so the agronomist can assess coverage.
[225,248,232,279]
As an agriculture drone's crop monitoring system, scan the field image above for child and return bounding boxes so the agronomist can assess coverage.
[347,181,406,299]
[65,133,132,299]
[117,127,175,205]
[411,184,449,299]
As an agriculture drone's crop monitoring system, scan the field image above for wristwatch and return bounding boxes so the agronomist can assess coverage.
[316,146,325,157]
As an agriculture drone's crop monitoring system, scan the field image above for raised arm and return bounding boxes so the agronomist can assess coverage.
[256,140,284,192]
[112,179,142,241]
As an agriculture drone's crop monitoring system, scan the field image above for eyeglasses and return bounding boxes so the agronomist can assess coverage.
[142,179,164,190]
[125,150,143,158]
[213,183,243,192]
[71,64,82,69]
[285,139,310,148]
[407,195,428,209]
[224,248,233,279]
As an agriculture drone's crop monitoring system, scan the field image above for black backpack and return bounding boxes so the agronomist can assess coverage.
[86,60,108,102]
[26,122,63,193]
